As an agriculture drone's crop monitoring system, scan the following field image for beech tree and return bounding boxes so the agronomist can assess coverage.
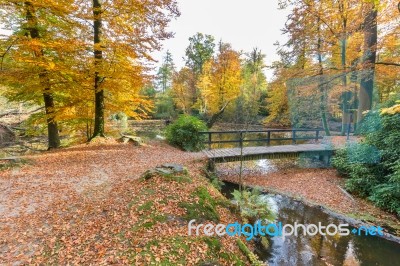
[0,0,80,149]
[197,42,242,127]
[171,67,195,114]
[77,0,180,139]
[0,0,180,144]
[357,1,377,124]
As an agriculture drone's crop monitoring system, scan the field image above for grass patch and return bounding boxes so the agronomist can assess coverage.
[128,236,246,265]
[137,201,153,212]
[142,214,168,229]
[127,196,140,209]
[0,158,29,171]
[131,213,168,232]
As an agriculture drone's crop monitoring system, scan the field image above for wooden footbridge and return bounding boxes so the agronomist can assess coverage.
[203,143,334,162]
[200,129,335,169]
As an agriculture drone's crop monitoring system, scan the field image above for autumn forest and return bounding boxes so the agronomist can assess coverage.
[0,0,399,265]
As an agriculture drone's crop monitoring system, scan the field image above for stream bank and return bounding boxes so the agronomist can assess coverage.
[219,181,400,266]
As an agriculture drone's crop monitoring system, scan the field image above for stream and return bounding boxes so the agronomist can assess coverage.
[221,182,400,266]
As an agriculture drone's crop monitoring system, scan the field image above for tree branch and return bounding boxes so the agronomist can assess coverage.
[0,37,19,71]
[375,62,400,67]
[0,106,44,118]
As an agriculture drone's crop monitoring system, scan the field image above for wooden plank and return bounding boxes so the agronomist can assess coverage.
[203,144,334,161]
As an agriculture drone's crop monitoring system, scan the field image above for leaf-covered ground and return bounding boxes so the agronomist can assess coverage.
[0,140,251,265]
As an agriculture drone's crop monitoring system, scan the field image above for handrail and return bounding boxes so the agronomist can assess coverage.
[199,129,323,134]
[199,129,323,149]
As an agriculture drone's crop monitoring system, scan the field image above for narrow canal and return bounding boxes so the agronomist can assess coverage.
[221,179,400,266]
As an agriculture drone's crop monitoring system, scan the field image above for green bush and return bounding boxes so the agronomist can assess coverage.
[332,97,400,216]
[369,183,400,215]
[165,115,208,151]
[331,148,353,176]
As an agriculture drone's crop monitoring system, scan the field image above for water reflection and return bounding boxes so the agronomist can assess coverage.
[257,160,278,173]
[221,184,400,266]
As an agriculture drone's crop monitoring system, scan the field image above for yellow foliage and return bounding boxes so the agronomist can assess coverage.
[381,102,400,115]
[0,0,178,140]
[197,44,242,115]
[171,67,195,114]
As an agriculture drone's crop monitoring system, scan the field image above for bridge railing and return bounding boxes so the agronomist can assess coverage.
[199,129,323,150]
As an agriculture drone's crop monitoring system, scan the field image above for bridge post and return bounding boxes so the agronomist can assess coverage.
[267,131,271,146]
[292,130,296,144]
[208,132,212,150]
[316,130,320,141]
[207,159,215,172]
[319,151,332,167]
[239,131,243,149]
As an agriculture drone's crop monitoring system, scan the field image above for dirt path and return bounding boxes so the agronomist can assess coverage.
[0,141,212,264]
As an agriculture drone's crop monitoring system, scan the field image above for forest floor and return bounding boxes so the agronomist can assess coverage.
[0,140,252,265]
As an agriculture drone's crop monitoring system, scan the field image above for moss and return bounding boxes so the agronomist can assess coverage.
[129,237,191,265]
[163,173,192,183]
[142,214,168,229]
[203,237,222,253]
[236,239,264,266]
[143,188,156,195]
[140,169,192,184]
[179,186,221,222]
[131,213,167,232]
[260,236,270,249]
[127,196,140,209]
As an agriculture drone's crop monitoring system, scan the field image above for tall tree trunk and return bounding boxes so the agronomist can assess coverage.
[350,60,359,132]
[338,2,350,135]
[91,0,105,139]
[340,38,351,135]
[25,1,60,149]
[317,18,331,136]
[357,4,377,124]
[42,78,61,149]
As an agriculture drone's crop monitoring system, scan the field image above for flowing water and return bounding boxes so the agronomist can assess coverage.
[221,182,400,266]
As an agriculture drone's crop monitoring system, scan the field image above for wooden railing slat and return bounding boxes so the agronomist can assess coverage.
[200,128,323,148]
